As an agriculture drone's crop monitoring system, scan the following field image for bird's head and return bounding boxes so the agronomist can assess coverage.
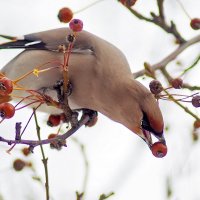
[117,78,167,158]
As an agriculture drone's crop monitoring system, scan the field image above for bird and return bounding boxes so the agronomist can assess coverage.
[0,27,166,155]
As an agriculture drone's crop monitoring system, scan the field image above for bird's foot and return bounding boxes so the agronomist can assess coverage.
[82,109,98,127]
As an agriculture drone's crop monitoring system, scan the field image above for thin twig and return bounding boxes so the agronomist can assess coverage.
[99,192,115,200]
[0,114,90,147]
[127,1,185,43]
[72,138,89,198]
[33,108,50,200]
[163,90,200,121]
[180,54,200,76]
[133,34,200,78]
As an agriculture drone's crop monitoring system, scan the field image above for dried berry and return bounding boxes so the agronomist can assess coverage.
[48,133,66,150]
[13,159,26,171]
[119,0,137,7]
[194,120,200,129]
[69,19,83,32]
[47,114,61,127]
[22,147,31,156]
[190,18,200,30]
[151,142,167,158]
[0,77,13,96]
[149,80,163,94]
[67,34,75,43]
[0,102,15,119]
[192,95,200,107]
[58,7,73,23]
[170,78,183,89]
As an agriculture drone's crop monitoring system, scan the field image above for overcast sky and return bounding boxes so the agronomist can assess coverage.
[0,1,200,200]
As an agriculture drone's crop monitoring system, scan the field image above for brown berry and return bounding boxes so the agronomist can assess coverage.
[149,80,163,94]
[151,142,167,158]
[58,7,73,23]
[190,18,200,30]
[194,120,200,129]
[192,95,200,107]
[13,159,26,171]
[170,78,183,89]
[22,147,31,156]
[48,133,66,150]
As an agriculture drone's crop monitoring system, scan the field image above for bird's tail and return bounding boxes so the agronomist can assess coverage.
[0,34,21,49]
[0,34,46,50]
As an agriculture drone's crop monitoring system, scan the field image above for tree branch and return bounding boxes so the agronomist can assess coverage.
[0,114,90,148]
[133,34,200,78]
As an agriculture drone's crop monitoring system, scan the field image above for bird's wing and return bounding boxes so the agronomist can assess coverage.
[0,28,95,54]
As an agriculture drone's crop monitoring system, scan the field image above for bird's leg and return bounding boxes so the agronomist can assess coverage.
[82,109,98,127]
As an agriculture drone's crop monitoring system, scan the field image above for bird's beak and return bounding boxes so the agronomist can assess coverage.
[140,112,166,146]
[139,112,167,158]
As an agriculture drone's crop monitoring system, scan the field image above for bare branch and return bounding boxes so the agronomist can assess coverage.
[133,34,200,78]
[0,114,90,148]
[127,1,185,43]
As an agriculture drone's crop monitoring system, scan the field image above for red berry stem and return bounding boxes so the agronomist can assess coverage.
[15,100,41,110]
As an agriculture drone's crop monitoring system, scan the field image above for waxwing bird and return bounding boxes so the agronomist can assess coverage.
[0,28,166,156]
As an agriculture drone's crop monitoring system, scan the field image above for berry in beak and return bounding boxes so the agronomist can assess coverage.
[140,112,167,158]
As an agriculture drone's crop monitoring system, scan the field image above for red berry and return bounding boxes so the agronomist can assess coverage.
[13,159,26,171]
[151,142,167,158]
[192,95,200,108]
[47,114,61,127]
[21,147,31,156]
[194,120,200,129]
[0,77,13,96]
[119,0,137,7]
[69,19,83,32]
[58,7,73,23]
[190,18,200,30]
[0,102,15,119]
[170,78,183,89]
[149,80,163,94]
